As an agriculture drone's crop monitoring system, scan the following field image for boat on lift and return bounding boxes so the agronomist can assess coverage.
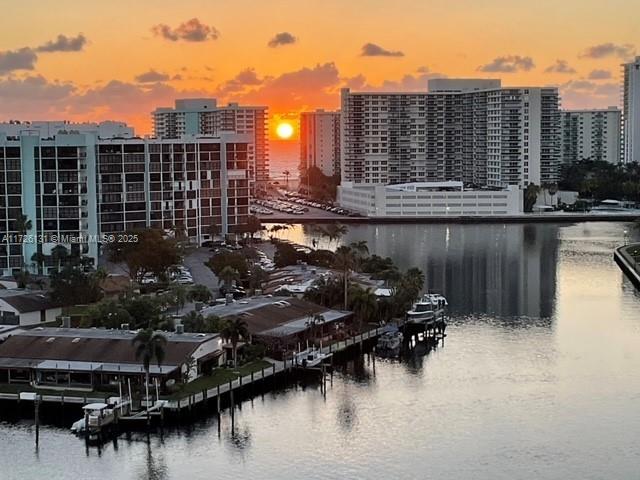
[406,294,448,324]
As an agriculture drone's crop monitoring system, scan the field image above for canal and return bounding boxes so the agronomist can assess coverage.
[2,222,640,479]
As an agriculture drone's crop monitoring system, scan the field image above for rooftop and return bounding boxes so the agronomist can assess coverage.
[202,296,351,338]
[0,289,59,313]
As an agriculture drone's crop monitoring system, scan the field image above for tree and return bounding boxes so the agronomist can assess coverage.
[333,246,355,310]
[350,240,369,271]
[13,212,32,272]
[404,268,425,300]
[84,299,132,329]
[31,252,47,275]
[323,224,348,247]
[305,312,325,344]
[274,242,300,267]
[220,317,249,367]
[132,329,167,425]
[105,229,180,283]
[524,183,541,213]
[182,312,224,333]
[350,287,378,332]
[218,266,240,288]
[188,284,212,303]
[170,284,188,314]
[283,170,291,188]
[51,245,69,271]
[248,265,269,292]
[121,296,162,329]
[208,251,249,278]
[49,265,102,305]
[245,215,262,243]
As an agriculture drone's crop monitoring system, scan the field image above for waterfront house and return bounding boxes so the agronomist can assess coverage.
[0,327,224,390]
[0,289,62,326]
[202,296,352,354]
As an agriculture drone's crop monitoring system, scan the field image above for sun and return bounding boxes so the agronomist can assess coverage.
[276,122,294,139]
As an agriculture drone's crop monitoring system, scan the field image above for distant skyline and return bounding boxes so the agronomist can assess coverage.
[0,0,637,155]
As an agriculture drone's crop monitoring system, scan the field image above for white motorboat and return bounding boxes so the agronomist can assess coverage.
[406,294,448,323]
[294,347,332,368]
[71,396,131,434]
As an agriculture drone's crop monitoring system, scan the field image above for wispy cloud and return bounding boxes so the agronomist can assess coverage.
[587,69,612,80]
[268,32,297,48]
[478,55,535,73]
[151,18,219,42]
[580,42,635,59]
[36,34,87,53]
[135,70,171,83]
[544,59,576,74]
[360,43,404,57]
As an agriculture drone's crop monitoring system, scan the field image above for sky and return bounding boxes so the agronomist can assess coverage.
[0,0,638,164]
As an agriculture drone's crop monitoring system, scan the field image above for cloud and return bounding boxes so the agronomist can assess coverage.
[360,43,404,57]
[215,68,264,96]
[268,32,297,48]
[36,34,87,53]
[0,76,75,117]
[223,63,341,111]
[342,69,446,92]
[0,48,38,75]
[544,59,576,74]
[580,42,635,59]
[587,69,612,80]
[151,18,219,42]
[135,70,171,83]
[478,55,535,73]
[559,79,620,109]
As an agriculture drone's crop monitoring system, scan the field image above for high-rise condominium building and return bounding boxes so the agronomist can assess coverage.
[623,56,640,163]
[0,120,134,139]
[152,99,269,182]
[340,79,561,189]
[0,131,251,277]
[299,110,341,178]
[560,108,621,164]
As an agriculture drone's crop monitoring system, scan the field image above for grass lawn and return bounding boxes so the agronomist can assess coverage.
[167,359,273,400]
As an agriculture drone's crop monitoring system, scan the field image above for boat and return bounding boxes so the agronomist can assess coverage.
[71,396,131,434]
[377,330,404,351]
[293,347,332,368]
[406,294,448,324]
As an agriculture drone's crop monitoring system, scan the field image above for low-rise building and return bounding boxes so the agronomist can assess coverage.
[338,181,522,217]
[201,296,351,353]
[0,327,223,389]
[0,289,61,326]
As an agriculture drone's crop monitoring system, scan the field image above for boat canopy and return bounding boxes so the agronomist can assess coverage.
[82,403,109,411]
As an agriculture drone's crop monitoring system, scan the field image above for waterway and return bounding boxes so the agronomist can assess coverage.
[2,222,640,479]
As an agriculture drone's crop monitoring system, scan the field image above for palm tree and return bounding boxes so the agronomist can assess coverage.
[51,245,69,271]
[132,329,167,425]
[283,170,291,189]
[31,251,47,275]
[14,212,32,272]
[325,223,348,248]
[305,312,325,344]
[245,215,262,243]
[404,267,425,299]
[333,246,355,310]
[221,317,249,367]
[349,240,369,271]
[171,284,188,314]
[218,266,240,289]
[350,288,378,331]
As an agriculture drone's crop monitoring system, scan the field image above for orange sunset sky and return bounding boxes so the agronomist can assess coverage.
[0,0,638,164]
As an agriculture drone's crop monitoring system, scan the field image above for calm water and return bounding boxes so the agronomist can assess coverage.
[2,222,640,479]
